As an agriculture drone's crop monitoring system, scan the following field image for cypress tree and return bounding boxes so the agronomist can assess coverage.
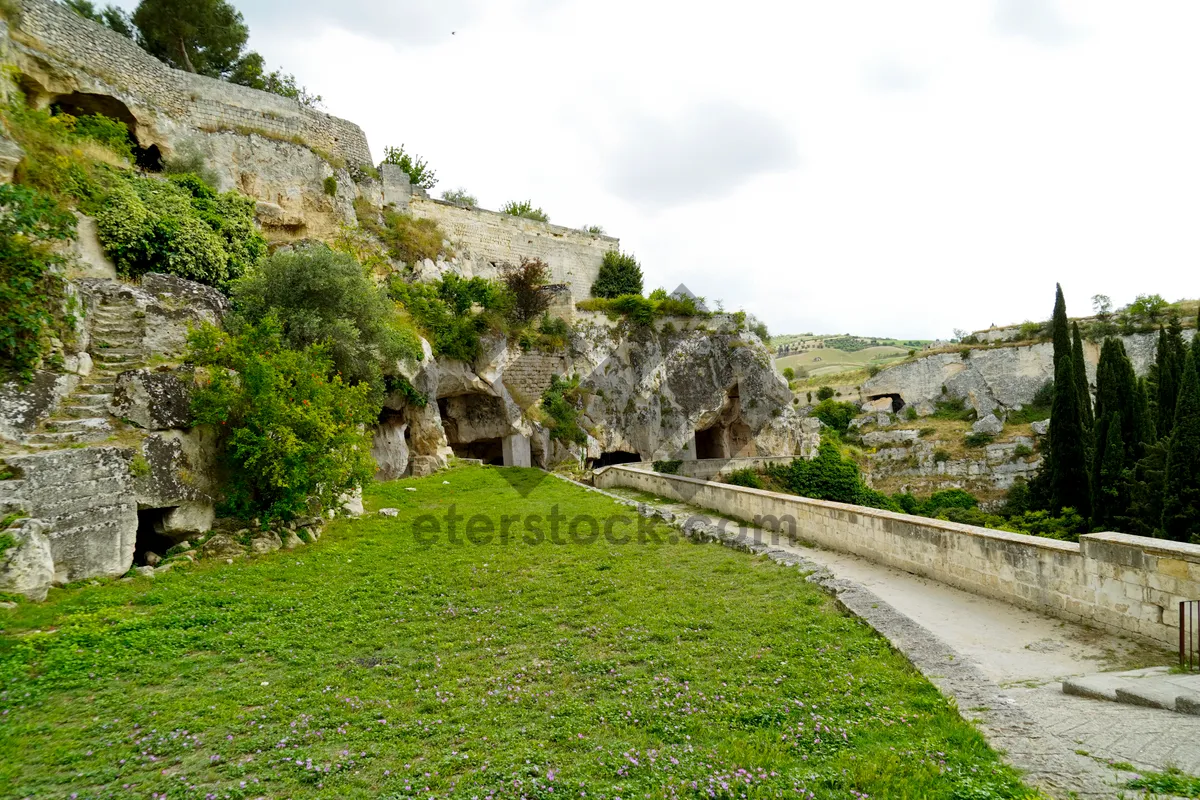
[1051,283,1070,373]
[1154,327,1178,439]
[1094,412,1126,529]
[1162,350,1200,542]
[1072,322,1093,430]
[1048,352,1091,517]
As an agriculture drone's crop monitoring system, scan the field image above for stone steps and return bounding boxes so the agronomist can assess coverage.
[24,420,112,447]
[1062,667,1200,716]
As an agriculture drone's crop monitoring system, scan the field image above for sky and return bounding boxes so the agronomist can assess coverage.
[116,0,1200,339]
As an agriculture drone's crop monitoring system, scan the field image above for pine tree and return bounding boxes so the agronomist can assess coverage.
[1048,352,1091,517]
[1162,350,1200,542]
[1094,412,1126,529]
[1072,322,1093,430]
[1051,283,1070,373]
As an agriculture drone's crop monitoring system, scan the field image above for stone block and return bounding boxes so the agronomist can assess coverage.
[502,434,532,468]
[0,518,54,601]
[109,368,193,430]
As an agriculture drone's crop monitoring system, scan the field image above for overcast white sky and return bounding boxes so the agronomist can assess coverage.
[118,0,1200,339]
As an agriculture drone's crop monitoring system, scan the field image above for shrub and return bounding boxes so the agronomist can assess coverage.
[441,188,476,207]
[1006,380,1054,425]
[965,432,994,447]
[922,489,979,514]
[584,224,605,235]
[782,367,795,381]
[931,397,974,421]
[542,374,587,445]
[230,244,422,394]
[2,98,122,208]
[919,427,936,437]
[1013,443,1033,459]
[867,365,882,377]
[359,206,451,266]
[905,406,918,420]
[502,258,552,323]
[765,441,897,511]
[726,468,764,489]
[751,322,770,343]
[933,448,952,463]
[591,250,643,299]
[816,386,835,401]
[383,374,427,408]
[380,144,437,189]
[68,113,133,158]
[187,318,379,521]
[323,176,338,196]
[388,274,508,363]
[653,459,683,475]
[501,200,548,222]
[812,399,859,434]
[96,172,265,289]
[0,184,77,381]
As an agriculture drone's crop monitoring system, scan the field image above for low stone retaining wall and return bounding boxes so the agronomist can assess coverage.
[626,457,795,481]
[594,466,1198,649]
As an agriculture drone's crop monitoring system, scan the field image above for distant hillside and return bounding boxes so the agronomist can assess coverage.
[772,334,932,382]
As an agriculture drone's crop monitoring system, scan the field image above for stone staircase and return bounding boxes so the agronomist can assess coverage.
[23,289,147,448]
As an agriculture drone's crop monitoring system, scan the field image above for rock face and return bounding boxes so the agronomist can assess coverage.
[0,518,55,601]
[109,368,193,430]
[972,413,1005,436]
[0,371,79,442]
[862,330,1192,416]
[372,417,410,481]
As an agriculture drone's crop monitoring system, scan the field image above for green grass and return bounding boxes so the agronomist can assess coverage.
[1124,767,1200,796]
[0,466,1037,799]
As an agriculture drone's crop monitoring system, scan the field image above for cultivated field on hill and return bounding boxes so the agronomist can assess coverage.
[0,467,1036,799]
[776,345,912,378]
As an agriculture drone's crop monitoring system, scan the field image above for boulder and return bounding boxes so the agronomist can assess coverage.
[281,531,303,550]
[410,455,442,478]
[379,508,400,517]
[0,519,55,601]
[0,371,78,443]
[1031,418,1050,436]
[0,130,24,184]
[140,274,229,358]
[340,488,364,517]
[161,501,215,537]
[248,531,282,554]
[972,413,1005,436]
[372,417,410,481]
[109,368,193,430]
[200,533,246,559]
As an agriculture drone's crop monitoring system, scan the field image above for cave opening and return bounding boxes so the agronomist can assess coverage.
[134,507,176,566]
[868,393,906,413]
[590,451,641,469]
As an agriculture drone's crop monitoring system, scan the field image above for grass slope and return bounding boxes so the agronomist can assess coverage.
[0,467,1036,799]
[776,346,910,378]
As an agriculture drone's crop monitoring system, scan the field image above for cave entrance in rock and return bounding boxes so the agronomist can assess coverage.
[438,394,510,466]
[591,451,641,469]
[868,393,905,413]
[134,507,176,566]
[694,383,756,459]
[695,426,728,459]
[48,91,164,170]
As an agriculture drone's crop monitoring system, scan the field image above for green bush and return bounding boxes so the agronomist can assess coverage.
[441,188,476,207]
[542,374,587,445]
[816,386,835,401]
[591,250,643,299]
[933,448,952,463]
[0,184,77,381]
[653,459,683,475]
[68,113,133,158]
[931,397,974,421]
[726,468,764,489]
[965,432,994,448]
[187,318,379,521]
[1014,444,1034,459]
[501,200,548,222]
[388,274,510,363]
[323,175,338,196]
[1007,380,1054,425]
[751,321,770,344]
[380,144,437,190]
[922,489,979,514]
[2,99,121,209]
[358,204,451,266]
[230,244,422,394]
[782,367,795,381]
[502,258,551,323]
[765,441,897,511]
[812,399,859,434]
[905,406,918,420]
[96,172,265,289]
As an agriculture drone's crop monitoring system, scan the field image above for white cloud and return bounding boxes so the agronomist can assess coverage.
[994,0,1073,45]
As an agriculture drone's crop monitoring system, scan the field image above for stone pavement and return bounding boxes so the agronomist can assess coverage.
[589,483,1200,799]
[1064,667,1200,715]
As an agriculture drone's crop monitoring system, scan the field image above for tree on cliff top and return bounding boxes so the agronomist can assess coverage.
[591,251,644,299]
[131,0,248,77]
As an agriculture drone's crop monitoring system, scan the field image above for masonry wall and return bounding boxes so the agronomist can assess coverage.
[623,457,796,480]
[407,198,618,301]
[501,352,571,405]
[10,0,371,165]
[595,466,1198,649]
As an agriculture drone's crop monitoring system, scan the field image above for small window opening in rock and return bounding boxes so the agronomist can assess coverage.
[590,451,641,469]
[868,393,905,413]
[134,508,176,566]
[695,425,728,459]
[135,143,163,171]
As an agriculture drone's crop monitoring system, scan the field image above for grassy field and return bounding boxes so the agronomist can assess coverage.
[0,466,1037,799]
[776,346,911,378]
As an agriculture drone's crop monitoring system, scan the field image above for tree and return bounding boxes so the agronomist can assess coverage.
[1072,322,1093,430]
[500,199,548,222]
[230,244,422,395]
[228,52,322,109]
[1094,412,1126,529]
[590,251,643,298]
[381,145,438,190]
[131,0,249,77]
[1092,294,1113,318]
[1151,326,1179,439]
[1162,350,1200,542]
[1048,352,1091,518]
[66,0,134,37]
[502,258,552,323]
[1051,283,1070,374]
[1126,293,1169,324]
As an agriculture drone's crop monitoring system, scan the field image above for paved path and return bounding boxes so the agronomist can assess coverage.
[595,486,1200,798]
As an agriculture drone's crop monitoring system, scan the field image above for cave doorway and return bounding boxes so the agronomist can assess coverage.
[453,438,504,465]
[134,508,176,566]
[590,451,641,469]
[868,393,905,413]
[438,393,515,466]
[695,426,728,459]
[694,382,757,459]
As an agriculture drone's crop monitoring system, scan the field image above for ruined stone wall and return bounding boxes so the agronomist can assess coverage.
[407,198,617,301]
[9,0,370,165]
[596,466,1195,649]
[501,352,570,405]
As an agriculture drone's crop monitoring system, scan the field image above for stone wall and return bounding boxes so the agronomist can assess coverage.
[594,466,1196,649]
[624,456,797,480]
[406,198,617,301]
[501,352,571,405]
[9,0,370,166]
